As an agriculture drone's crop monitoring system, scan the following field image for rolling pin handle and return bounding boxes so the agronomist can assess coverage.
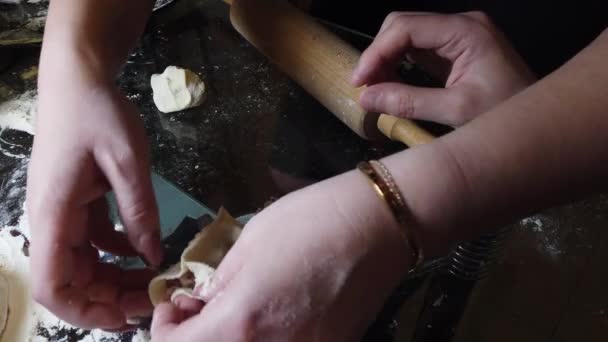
[229,0,435,147]
[377,114,435,146]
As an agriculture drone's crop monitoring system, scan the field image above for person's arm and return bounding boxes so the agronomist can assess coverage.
[39,0,152,86]
[352,11,536,126]
[150,16,608,342]
[384,28,608,255]
[28,0,161,330]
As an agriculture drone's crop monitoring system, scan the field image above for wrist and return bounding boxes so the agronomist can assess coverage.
[321,170,416,273]
[38,44,116,90]
[381,142,472,257]
[39,0,153,86]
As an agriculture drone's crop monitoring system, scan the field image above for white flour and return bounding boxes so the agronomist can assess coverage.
[0,91,37,135]
[520,215,563,258]
[0,209,151,342]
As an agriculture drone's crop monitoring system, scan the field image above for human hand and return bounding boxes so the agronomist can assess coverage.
[26,72,162,329]
[151,171,411,341]
[352,11,536,126]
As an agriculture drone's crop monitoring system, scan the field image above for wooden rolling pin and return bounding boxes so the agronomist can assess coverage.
[226,0,435,147]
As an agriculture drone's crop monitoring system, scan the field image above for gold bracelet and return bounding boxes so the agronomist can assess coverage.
[357,160,424,268]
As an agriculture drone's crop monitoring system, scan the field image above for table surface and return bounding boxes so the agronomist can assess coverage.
[1,0,608,341]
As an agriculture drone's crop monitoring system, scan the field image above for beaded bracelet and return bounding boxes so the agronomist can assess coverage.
[357,160,424,268]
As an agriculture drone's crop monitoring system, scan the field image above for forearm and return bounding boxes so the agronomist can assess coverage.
[383,29,608,255]
[39,0,153,87]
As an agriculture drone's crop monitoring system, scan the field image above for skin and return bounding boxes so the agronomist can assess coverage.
[151,11,608,342]
[353,11,536,126]
[27,2,608,341]
[27,0,160,330]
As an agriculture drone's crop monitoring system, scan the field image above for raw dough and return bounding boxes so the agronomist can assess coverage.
[151,66,207,113]
[0,272,8,339]
[148,208,242,306]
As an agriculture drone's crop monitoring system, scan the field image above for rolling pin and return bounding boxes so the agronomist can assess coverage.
[226,0,435,147]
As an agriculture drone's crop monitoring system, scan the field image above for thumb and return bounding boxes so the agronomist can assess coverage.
[96,147,163,267]
[151,302,184,340]
[194,246,246,302]
[192,226,252,302]
[360,82,466,126]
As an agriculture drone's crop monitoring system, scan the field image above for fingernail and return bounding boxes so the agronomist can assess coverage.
[139,232,163,267]
[126,316,149,326]
[351,70,362,86]
[103,325,137,333]
[360,89,379,109]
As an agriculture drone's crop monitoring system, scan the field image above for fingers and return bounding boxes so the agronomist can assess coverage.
[150,245,250,340]
[32,251,156,329]
[151,302,205,341]
[89,198,139,256]
[459,11,493,29]
[97,264,155,318]
[405,49,452,82]
[95,147,163,267]
[195,240,248,301]
[151,303,183,334]
[91,227,140,257]
[377,11,435,36]
[38,286,127,330]
[360,83,467,126]
[173,295,205,317]
[120,291,154,318]
[95,263,156,291]
[352,13,474,87]
[151,285,241,341]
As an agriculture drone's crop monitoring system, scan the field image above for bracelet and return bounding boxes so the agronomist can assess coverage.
[357,160,424,268]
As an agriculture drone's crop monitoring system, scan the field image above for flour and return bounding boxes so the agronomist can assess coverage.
[0,209,151,342]
[131,329,151,342]
[0,209,35,342]
[520,215,563,258]
[0,91,37,135]
[0,139,27,159]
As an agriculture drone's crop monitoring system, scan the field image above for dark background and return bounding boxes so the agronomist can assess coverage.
[311,0,607,77]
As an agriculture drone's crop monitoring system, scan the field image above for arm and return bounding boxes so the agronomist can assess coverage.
[385,28,608,255]
[150,16,608,342]
[28,0,161,330]
[39,0,153,85]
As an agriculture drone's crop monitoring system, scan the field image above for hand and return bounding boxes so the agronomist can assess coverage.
[26,74,162,329]
[151,171,411,341]
[352,11,536,126]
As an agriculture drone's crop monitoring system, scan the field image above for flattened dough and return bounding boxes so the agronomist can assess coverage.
[151,66,207,113]
[0,272,8,338]
[149,208,242,306]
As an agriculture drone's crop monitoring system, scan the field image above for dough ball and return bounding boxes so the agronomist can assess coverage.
[151,66,207,113]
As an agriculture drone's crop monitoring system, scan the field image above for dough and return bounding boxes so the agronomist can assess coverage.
[149,208,242,306]
[0,272,8,339]
[151,66,206,113]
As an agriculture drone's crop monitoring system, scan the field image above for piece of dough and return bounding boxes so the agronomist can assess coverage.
[0,272,9,339]
[149,208,242,306]
[151,66,207,113]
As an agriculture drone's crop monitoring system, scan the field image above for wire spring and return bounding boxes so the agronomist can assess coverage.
[444,227,512,280]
